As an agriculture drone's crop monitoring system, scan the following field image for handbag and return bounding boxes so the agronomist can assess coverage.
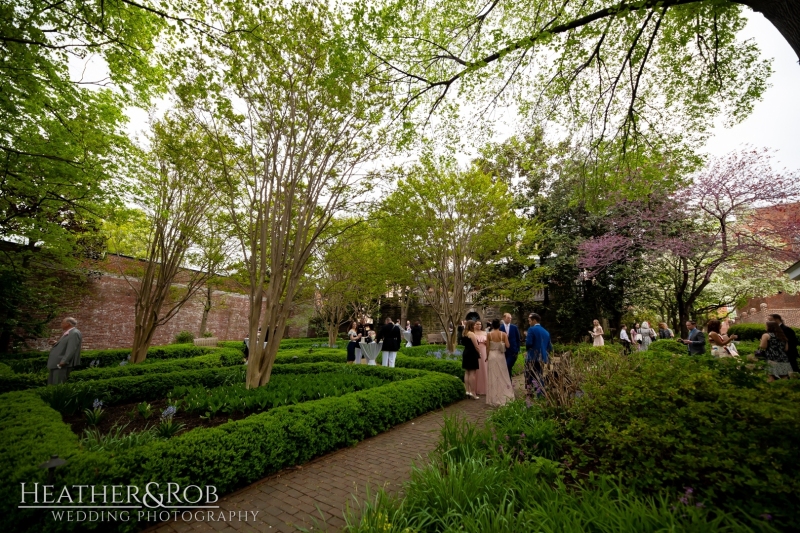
[635,332,643,343]
[724,343,739,357]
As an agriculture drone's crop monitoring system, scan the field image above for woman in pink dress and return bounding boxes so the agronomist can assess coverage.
[485,318,515,406]
[474,320,488,396]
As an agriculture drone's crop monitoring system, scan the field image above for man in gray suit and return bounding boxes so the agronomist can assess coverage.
[680,320,705,356]
[47,317,82,385]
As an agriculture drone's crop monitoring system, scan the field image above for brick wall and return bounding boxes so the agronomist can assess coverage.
[735,292,800,328]
[30,273,311,351]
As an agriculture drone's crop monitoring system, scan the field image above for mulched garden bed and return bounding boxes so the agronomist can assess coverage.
[64,398,256,436]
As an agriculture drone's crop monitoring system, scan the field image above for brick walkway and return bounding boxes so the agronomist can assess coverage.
[146,397,490,533]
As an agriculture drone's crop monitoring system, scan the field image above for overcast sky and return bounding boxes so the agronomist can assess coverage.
[702,12,800,171]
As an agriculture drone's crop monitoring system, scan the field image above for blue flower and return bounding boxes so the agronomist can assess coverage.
[92,399,103,409]
[119,360,127,366]
[161,405,177,419]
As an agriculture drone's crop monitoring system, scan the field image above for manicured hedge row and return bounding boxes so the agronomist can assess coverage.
[1,366,465,532]
[0,348,242,394]
[274,351,465,379]
[218,337,340,353]
[4,344,215,374]
[728,323,800,341]
[69,348,243,382]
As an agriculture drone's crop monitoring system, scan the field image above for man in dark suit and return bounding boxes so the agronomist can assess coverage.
[681,320,706,355]
[499,313,520,380]
[770,314,798,373]
[377,317,402,367]
[47,317,82,385]
[410,321,423,346]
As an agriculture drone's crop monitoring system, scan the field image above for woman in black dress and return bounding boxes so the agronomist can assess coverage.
[461,320,481,399]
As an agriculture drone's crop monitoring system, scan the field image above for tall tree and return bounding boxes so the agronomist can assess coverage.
[579,148,800,336]
[379,155,518,353]
[190,212,238,338]
[124,114,215,363]
[312,220,388,347]
[185,1,390,387]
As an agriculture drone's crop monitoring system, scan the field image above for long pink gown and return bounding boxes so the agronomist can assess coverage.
[486,338,515,407]
[475,332,488,396]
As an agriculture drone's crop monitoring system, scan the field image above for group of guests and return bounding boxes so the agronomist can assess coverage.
[609,314,799,381]
[616,321,676,354]
[459,313,520,406]
[460,312,552,405]
[345,317,424,367]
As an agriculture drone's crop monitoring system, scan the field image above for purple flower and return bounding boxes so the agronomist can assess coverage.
[519,433,526,439]
[684,487,693,495]
[679,496,688,505]
[760,514,772,521]
[695,503,704,508]
[498,446,503,453]
[525,397,532,408]
[505,435,510,441]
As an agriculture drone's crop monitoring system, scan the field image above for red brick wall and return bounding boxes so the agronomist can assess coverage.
[28,274,254,351]
[736,293,800,328]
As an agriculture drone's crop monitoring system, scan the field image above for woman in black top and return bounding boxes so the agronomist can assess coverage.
[461,320,481,399]
[410,321,423,346]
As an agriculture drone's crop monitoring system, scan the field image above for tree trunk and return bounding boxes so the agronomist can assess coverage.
[738,0,800,62]
[130,311,157,364]
[327,322,338,348]
[199,285,212,337]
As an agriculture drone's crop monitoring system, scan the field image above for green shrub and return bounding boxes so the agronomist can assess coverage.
[0,366,464,532]
[0,346,231,393]
[728,323,800,341]
[173,330,195,344]
[69,349,243,382]
[173,372,388,417]
[562,354,800,528]
[647,338,687,356]
[4,344,214,374]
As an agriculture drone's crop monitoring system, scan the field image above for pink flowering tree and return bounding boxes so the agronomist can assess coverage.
[578,148,800,336]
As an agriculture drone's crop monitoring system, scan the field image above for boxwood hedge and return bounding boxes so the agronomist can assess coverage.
[0,348,242,394]
[0,364,464,532]
[727,322,800,341]
[4,345,215,374]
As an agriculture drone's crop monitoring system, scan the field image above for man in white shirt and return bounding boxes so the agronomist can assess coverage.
[619,325,632,355]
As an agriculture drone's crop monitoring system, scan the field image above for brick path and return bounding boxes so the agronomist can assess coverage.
[147,397,489,533]
[147,375,525,533]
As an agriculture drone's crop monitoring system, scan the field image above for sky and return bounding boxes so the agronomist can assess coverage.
[703,12,800,171]
[99,9,800,173]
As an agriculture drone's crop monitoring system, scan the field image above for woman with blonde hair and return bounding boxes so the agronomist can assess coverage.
[658,322,674,339]
[589,319,604,347]
[485,318,515,406]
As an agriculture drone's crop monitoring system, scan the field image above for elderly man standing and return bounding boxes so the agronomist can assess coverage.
[47,317,82,385]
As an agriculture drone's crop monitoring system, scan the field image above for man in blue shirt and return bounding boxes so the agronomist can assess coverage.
[525,313,552,397]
